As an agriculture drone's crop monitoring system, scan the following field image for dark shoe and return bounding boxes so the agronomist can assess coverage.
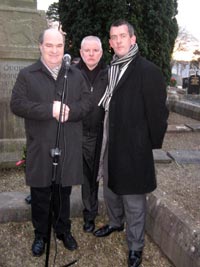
[57,232,78,251]
[25,194,31,204]
[32,236,45,257]
[93,224,124,237]
[128,250,142,267]
[83,220,95,233]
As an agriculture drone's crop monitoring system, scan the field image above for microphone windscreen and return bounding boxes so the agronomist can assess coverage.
[63,54,71,67]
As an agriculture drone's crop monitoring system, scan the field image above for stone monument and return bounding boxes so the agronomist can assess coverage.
[188,74,200,94]
[182,77,189,89]
[0,0,47,166]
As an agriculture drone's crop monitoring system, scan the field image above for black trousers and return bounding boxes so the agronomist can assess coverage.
[82,133,99,222]
[31,185,72,239]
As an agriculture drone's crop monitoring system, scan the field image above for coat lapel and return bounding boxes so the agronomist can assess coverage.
[112,55,138,95]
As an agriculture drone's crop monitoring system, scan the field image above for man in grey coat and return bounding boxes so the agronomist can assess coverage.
[10,28,91,257]
[94,19,169,267]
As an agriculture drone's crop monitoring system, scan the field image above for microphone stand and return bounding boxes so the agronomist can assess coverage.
[45,64,76,267]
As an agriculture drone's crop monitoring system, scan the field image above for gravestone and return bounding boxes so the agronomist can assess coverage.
[0,0,47,164]
[187,74,200,94]
[182,77,189,89]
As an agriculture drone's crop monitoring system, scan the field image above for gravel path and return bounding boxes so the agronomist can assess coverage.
[0,111,199,267]
[0,218,175,267]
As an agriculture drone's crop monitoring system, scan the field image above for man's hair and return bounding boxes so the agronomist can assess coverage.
[38,28,65,44]
[81,35,102,50]
[110,19,135,37]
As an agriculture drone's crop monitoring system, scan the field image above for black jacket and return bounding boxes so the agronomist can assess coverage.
[107,55,169,195]
[76,59,108,182]
[76,59,108,133]
[10,60,92,187]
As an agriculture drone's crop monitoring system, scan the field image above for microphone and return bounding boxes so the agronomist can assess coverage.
[63,54,71,70]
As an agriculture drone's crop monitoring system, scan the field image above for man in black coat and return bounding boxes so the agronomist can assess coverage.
[10,28,91,257]
[76,36,108,232]
[94,20,169,267]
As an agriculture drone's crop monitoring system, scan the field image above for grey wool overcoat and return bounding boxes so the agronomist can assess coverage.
[10,60,92,187]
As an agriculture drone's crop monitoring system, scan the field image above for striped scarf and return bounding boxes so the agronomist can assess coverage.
[41,58,61,80]
[99,43,139,111]
[50,66,61,80]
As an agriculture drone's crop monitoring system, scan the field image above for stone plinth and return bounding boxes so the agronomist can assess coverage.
[1,0,36,9]
[0,1,47,157]
[0,6,46,59]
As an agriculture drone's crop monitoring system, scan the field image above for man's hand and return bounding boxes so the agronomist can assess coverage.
[53,101,70,122]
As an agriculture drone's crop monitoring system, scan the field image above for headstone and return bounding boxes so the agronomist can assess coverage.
[182,77,189,89]
[187,74,200,94]
[0,0,47,163]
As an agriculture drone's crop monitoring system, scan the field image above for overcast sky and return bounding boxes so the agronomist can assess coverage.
[176,0,200,40]
[37,0,200,40]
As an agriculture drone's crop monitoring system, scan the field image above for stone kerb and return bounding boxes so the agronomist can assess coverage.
[167,88,200,121]
[146,191,200,267]
[169,100,200,121]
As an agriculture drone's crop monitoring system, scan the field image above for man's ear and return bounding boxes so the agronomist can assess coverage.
[109,38,113,49]
[39,44,42,54]
[131,35,136,45]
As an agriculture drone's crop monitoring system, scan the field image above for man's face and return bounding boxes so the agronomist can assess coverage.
[39,29,64,69]
[80,40,102,70]
[109,25,136,58]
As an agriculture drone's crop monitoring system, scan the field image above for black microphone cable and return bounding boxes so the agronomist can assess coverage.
[62,259,78,267]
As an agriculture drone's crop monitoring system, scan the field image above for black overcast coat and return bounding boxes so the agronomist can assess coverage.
[76,59,108,133]
[10,60,92,187]
[107,55,169,195]
[76,59,108,183]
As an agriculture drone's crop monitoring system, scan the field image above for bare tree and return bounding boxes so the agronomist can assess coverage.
[173,27,198,53]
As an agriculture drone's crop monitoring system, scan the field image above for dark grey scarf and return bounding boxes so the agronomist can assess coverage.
[99,43,139,110]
